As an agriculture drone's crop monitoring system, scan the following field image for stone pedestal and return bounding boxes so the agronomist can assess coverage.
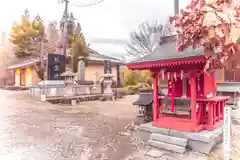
[139,122,223,154]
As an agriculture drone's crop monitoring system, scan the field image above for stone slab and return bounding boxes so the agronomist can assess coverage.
[71,99,77,106]
[139,122,170,135]
[148,140,186,153]
[188,133,222,154]
[140,122,223,143]
[139,122,223,154]
[151,133,188,147]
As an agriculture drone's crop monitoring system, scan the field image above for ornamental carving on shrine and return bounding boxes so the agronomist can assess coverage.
[170,0,240,75]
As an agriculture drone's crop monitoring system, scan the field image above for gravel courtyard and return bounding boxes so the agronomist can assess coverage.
[0,90,239,160]
[0,90,141,160]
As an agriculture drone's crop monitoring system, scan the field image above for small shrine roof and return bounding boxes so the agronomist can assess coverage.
[128,42,204,65]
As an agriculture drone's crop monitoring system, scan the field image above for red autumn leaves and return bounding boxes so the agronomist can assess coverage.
[170,0,240,72]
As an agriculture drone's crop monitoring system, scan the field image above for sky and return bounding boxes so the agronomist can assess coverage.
[0,0,191,59]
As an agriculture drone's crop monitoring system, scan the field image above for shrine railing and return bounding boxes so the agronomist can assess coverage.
[158,96,228,131]
[196,96,229,130]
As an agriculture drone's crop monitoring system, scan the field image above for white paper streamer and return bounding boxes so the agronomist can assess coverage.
[161,70,165,80]
[174,72,177,81]
[180,70,184,80]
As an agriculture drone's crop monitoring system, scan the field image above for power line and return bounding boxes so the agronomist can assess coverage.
[59,0,105,59]
[69,0,104,7]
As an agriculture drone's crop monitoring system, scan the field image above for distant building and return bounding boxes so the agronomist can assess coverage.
[7,48,124,86]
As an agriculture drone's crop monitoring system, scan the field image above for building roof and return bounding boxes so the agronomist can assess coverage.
[128,42,204,65]
[86,48,124,64]
[127,36,206,70]
[7,48,124,70]
[7,58,41,70]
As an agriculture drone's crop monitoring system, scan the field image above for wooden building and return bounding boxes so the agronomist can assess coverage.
[7,48,123,86]
[127,36,229,132]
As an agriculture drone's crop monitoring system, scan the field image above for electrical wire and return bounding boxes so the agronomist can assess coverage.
[69,0,104,7]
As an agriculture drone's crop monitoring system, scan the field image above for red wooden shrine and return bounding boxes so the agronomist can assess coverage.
[127,37,229,132]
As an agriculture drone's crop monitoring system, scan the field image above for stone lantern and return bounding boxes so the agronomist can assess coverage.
[60,70,76,85]
[60,71,77,97]
[100,72,115,100]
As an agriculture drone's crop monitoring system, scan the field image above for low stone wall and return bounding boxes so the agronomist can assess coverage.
[29,84,101,100]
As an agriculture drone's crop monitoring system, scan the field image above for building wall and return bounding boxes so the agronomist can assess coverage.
[84,64,117,82]
[15,69,20,86]
[31,67,41,85]
[13,67,41,86]
[25,68,32,85]
[13,64,118,86]
[215,68,225,83]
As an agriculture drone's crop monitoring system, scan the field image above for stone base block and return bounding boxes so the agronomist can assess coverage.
[139,122,223,154]
[71,99,77,106]
[151,133,188,147]
[188,133,222,154]
[148,140,186,153]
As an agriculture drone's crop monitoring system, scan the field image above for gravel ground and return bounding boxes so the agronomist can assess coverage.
[0,90,140,160]
[0,90,239,160]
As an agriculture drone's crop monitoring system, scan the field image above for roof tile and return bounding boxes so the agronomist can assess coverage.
[128,42,204,64]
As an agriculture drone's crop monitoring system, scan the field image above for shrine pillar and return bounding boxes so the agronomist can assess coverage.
[152,72,159,121]
[190,76,197,122]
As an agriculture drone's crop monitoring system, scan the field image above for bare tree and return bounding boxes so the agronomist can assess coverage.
[126,21,173,57]
[0,42,15,85]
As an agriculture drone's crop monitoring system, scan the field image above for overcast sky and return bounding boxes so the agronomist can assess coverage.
[0,0,190,58]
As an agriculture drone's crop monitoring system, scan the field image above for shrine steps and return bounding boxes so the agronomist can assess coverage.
[148,133,188,153]
[139,122,223,154]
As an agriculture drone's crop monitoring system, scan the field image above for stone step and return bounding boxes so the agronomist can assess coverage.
[148,140,186,153]
[150,133,188,147]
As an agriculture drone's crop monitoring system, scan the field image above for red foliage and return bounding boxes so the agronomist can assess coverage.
[170,0,240,72]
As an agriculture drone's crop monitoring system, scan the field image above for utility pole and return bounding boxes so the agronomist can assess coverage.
[40,39,44,68]
[62,0,69,57]
[174,0,179,15]
[59,0,105,58]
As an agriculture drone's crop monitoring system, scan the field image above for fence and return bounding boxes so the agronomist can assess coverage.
[29,84,102,100]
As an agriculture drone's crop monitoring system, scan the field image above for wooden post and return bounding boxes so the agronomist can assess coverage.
[171,75,175,112]
[190,76,197,121]
[211,72,216,96]
[153,73,159,121]
[208,103,214,126]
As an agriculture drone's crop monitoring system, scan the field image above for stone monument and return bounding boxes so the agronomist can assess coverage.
[78,58,86,82]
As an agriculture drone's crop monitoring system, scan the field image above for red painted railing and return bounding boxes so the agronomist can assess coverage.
[196,96,228,131]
